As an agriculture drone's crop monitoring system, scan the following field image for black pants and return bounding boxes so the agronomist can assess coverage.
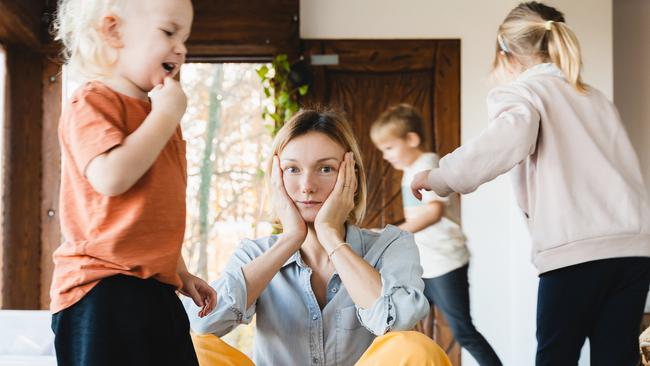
[536,256,650,366]
[423,264,502,366]
[52,274,199,366]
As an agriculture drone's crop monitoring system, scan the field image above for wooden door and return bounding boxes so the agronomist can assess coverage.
[301,39,462,364]
[301,39,460,227]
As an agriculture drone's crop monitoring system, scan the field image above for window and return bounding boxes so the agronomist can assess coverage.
[180,63,273,355]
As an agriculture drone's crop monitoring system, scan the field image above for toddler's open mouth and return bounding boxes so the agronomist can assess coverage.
[162,62,177,74]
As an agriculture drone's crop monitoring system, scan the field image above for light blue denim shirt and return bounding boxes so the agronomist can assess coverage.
[184,224,429,366]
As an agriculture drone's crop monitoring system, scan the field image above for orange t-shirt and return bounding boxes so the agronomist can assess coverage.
[50,81,186,313]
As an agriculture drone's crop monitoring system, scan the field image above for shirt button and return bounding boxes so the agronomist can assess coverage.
[387,316,394,323]
[312,314,318,320]
[312,357,319,364]
[331,287,338,293]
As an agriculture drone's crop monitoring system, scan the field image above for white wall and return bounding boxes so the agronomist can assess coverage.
[614,0,650,314]
[614,0,650,216]
[301,1,612,364]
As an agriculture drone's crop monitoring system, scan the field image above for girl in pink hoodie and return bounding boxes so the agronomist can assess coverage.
[412,2,650,365]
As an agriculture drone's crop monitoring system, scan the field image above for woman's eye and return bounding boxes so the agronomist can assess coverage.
[285,167,299,173]
[162,29,174,36]
[320,166,334,173]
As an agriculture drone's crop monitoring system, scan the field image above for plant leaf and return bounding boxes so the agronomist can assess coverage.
[277,91,289,105]
[281,60,290,73]
[256,65,269,79]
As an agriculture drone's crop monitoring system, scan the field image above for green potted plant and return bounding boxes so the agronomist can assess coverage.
[257,54,310,136]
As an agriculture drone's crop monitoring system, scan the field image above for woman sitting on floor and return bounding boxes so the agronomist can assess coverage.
[184,109,451,366]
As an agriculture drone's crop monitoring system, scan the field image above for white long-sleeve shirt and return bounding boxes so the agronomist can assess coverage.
[403,153,468,278]
[428,63,650,273]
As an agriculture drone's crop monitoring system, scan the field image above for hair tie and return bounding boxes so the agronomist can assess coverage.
[497,34,510,53]
[545,20,554,31]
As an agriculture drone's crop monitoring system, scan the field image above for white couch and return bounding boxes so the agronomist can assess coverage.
[0,310,56,366]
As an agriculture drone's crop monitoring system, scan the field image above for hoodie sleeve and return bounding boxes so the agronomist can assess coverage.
[429,83,540,195]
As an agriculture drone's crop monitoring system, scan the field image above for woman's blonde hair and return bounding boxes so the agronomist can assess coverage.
[52,0,126,78]
[268,109,367,225]
[493,1,588,93]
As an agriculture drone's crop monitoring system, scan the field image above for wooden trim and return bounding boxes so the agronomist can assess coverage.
[187,0,300,60]
[40,57,61,309]
[1,44,43,309]
[433,40,461,156]
[0,0,44,49]
[300,39,440,72]
[187,44,293,62]
[0,45,5,309]
[186,54,273,64]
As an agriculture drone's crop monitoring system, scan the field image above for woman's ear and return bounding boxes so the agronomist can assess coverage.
[99,14,123,48]
[405,132,421,148]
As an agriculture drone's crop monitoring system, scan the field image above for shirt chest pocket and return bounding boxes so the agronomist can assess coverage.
[337,305,361,330]
[335,305,371,364]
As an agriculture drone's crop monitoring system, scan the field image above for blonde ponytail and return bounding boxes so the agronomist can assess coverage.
[491,2,589,94]
[546,21,588,93]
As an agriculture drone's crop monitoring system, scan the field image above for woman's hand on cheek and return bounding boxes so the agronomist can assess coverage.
[272,156,307,247]
[315,152,356,251]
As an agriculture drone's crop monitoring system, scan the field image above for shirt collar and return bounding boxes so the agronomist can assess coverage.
[281,224,364,268]
[517,63,565,82]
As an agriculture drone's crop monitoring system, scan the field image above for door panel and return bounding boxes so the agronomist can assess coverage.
[301,39,460,227]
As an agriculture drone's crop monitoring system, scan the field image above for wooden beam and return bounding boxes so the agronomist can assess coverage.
[1,44,43,309]
[0,0,44,49]
[188,0,299,60]
[433,39,461,157]
[40,59,61,309]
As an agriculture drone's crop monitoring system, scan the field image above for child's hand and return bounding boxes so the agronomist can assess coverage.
[410,169,434,200]
[149,77,187,124]
[178,271,218,318]
[411,168,454,199]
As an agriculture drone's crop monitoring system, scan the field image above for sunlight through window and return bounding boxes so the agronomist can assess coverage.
[180,63,274,355]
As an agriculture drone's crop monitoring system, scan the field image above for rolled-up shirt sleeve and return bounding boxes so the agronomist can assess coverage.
[356,231,429,335]
[183,239,261,336]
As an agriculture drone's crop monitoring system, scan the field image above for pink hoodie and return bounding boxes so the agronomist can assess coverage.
[428,63,650,273]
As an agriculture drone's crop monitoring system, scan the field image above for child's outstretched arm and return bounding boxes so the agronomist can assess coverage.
[412,85,540,200]
[85,77,187,196]
[177,257,218,318]
[399,201,444,233]
[411,169,453,200]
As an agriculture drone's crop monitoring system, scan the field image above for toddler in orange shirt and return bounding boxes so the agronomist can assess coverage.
[50,0,216,365]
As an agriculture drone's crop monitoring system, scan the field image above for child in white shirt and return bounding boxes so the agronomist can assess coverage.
[372,104,501,365]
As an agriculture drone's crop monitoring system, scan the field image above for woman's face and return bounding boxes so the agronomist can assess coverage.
[279,131,347,223]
